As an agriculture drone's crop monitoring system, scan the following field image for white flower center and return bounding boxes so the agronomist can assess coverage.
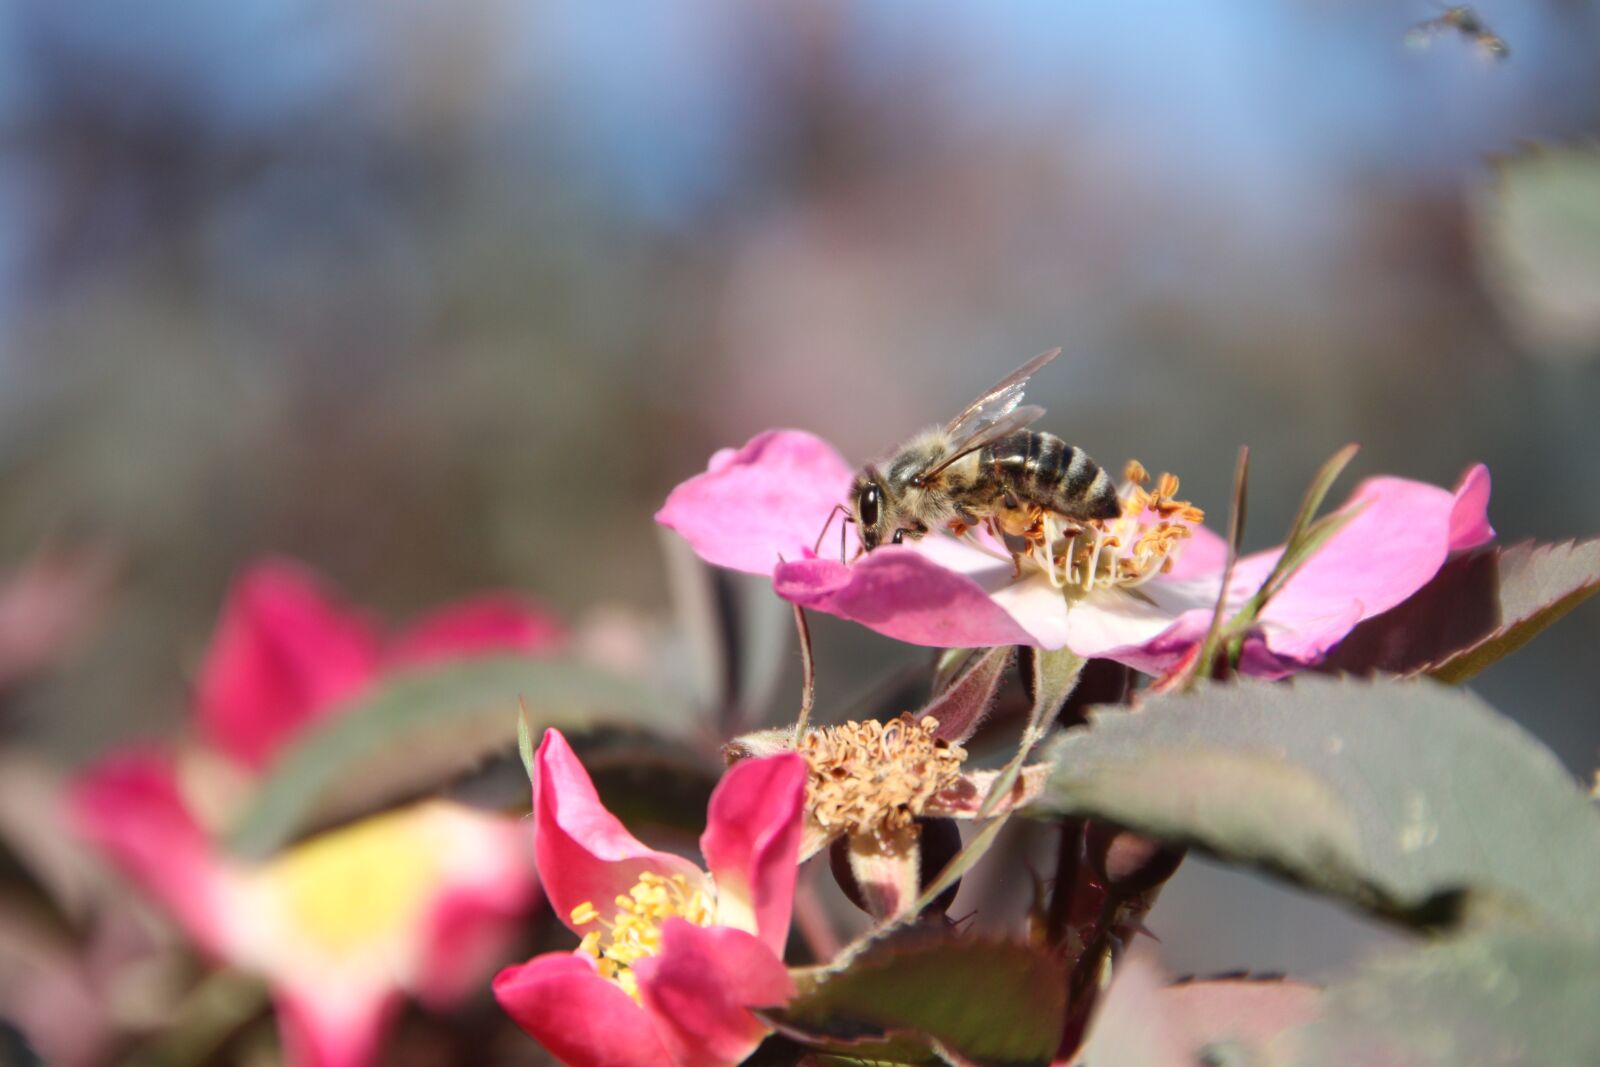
[1030,461,1205,597]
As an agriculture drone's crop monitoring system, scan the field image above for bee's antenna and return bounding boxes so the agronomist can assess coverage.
[840,515,854,565]
[813,503,850,556]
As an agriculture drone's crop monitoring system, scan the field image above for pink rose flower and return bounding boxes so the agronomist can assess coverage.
[494,729,806,1067]
[72,558,563,1067]
[656,430,1494,677]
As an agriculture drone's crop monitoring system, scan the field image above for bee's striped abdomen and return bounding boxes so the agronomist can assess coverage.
[983,430,1120,521]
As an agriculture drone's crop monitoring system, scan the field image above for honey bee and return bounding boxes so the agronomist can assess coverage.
[822,349,1120,567]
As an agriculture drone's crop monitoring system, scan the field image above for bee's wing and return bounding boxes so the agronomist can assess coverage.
[919,403,1045,481]
[943,348,1061,440]
[1403,15,1450,49]
[1474,29,1509,58]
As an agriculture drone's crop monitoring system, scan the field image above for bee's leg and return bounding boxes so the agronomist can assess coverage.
[813,503,850,555]
[1021,510,1047,558]
[1000,531,1030,578]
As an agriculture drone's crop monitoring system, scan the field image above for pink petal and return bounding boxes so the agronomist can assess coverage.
[275,989,400,1067]
[634,920,793,1067]
[532,730,705,934]
[67,749,230,954]
[1247,471,1486,663]
[1083,465,1498,676]
[414,873,542,1008]
[699,754,806,953]
[196,559,382,770]
[1164,522,1229,580]
[775,551,1033,648]
[387,594,565,668]
[1448,463,1494,551]
[656,431,855,577]
[494,953,673,1067]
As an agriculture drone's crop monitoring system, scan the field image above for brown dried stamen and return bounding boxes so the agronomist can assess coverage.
[798,713,968,845]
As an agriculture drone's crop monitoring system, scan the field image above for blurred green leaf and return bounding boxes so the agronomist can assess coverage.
[515,701,535,781]
[576,736,720,839]
[1028,676,1600,932]
[1478,145,1600,359]
[119,969,267,1067]
[769,926,1067,1067]
[1283,929,1600,1067]
[225,656,691,858]
[1321,538,1600,682]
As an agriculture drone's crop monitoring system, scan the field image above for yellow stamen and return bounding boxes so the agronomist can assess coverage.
[798,713,968,847]
[1030,459,1204,597]
[571,872,714,1002]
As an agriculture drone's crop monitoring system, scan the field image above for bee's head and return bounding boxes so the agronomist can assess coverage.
[850,467,908,552]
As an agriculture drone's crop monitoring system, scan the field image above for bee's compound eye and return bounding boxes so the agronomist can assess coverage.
[858,485,880,527]
[891,529,904,545]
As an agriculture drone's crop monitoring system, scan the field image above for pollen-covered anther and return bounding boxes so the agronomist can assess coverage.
[799,713,968,846]
[570,871,714,1001]
[1037,460,1205,595]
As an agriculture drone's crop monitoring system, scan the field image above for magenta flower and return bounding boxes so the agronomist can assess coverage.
[71,558,562,1067]
[656,430,1494,676]
[494,729,806,1067]
[196,558,562,770]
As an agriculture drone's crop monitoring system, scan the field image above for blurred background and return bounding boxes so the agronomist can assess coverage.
[1,0,1598,1007]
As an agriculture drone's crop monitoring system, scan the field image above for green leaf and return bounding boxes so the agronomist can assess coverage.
[1193,445,1249,681]
[980,647,1083,818]
[1283,929,1600,1067]
[769,926,1067,1067]
[225,656,689,858]
[515,700,535,781]
[1222,492,1365,653]
[1251,445,1358,608]
[1321,538,1600,682]
[1476,145,1600,359]
[932,648,980,695]
[912,813,1010,916]
[1027,675,1600,933]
